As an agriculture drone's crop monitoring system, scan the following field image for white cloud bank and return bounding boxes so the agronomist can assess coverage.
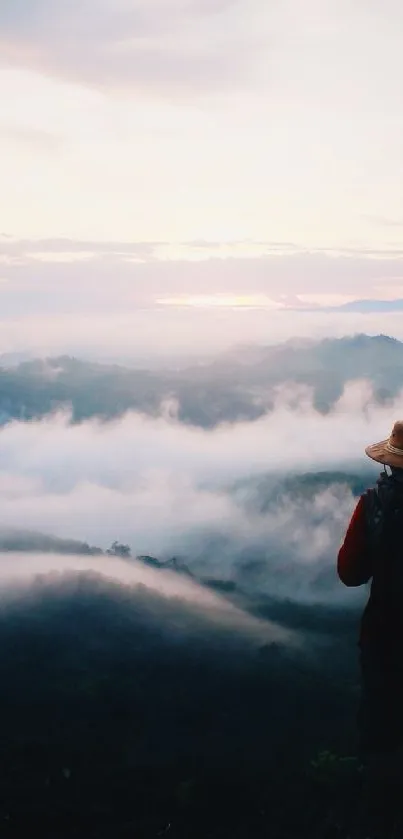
[0,379,395,606]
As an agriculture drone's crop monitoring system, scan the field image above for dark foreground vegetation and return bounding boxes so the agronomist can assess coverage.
[0,571,372,838]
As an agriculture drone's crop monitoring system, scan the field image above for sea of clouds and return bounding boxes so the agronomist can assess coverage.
[0,378,394,612]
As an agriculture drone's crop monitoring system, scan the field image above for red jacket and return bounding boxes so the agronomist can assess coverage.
[338,491,403,651]
[337,495,374,647]
[338,495,372,588]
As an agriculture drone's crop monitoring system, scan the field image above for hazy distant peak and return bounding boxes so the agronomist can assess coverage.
[331,298,403,313]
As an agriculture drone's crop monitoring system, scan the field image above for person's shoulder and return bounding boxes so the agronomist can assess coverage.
[345,494,367,528]
[363,472,390,506]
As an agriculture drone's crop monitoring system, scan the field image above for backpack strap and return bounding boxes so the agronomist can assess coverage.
[364,485,384,548]
[364,471,403,547]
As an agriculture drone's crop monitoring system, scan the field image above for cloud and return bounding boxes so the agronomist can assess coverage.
[0,0,262,96]
[24,251,98,264]
[0,380,395,607]
[0,549,292,647]
[361,214,403,229]
[3,237,403,287]
[0,122,62,152]
[0,236,158,259]
[2,2,403,254]
[3,243,403,351]
[4,305,403,366]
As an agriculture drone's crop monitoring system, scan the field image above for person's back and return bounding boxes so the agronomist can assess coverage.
[338,420,403,835]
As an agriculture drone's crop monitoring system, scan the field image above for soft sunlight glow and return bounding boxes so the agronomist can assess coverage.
[157,294,283,309]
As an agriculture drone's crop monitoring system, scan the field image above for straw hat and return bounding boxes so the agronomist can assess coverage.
[366,420,403,468]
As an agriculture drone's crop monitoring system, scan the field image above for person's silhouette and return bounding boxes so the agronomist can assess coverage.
[338,421,403,836]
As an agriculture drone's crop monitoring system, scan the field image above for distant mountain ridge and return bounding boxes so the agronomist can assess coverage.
[286,298,403,313]
[330,298,403,313]
[1,333,402,428]
[0,529,102,556]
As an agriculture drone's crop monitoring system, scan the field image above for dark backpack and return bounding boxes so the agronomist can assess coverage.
[365,471,403,628]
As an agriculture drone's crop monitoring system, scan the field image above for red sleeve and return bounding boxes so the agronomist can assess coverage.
[337,495,372,587]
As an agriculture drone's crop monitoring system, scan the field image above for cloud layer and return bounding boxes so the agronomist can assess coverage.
[2,241,403,362]
[0,0,260,96]
[2,3,403,249]
[4,307,403,366]
[0,379,393,606]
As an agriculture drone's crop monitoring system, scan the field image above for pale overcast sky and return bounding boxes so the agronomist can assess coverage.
[1,0,403,330]
[1,0,403,246]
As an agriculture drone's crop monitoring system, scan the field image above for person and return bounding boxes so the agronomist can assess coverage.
[338,420,403,836]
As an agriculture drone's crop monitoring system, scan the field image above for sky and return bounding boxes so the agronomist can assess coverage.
[1,0,403,327]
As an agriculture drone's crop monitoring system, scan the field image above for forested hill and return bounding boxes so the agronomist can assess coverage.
[0,333,402,428]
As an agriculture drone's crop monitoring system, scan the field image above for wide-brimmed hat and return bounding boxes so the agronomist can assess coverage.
[366,420,403,468]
